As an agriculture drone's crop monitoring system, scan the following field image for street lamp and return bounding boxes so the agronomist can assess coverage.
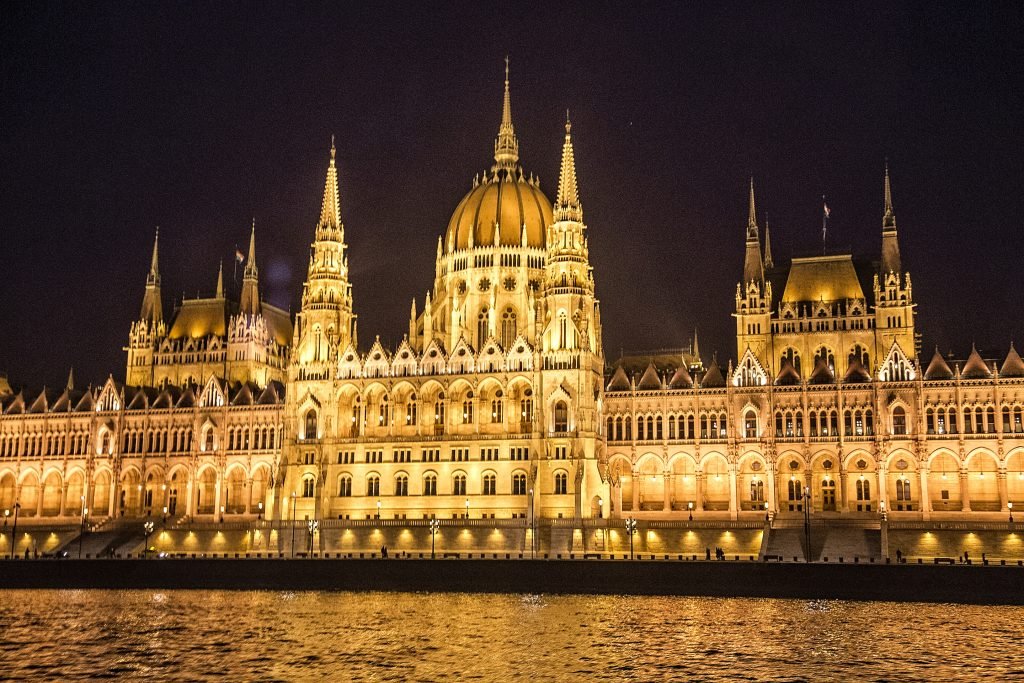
[307,519,319,555]
[376,500,381,520]
[688,501,694,521]
[143,521,154,558]
[79,499,89,559]
[3,509,8,555]
[257,501,263,520]
[625,517,637,560]
[529,488,536,559]
[290,492,298,558]
[465,498,470,520]
[9,502,20,559]
[1010,502,1014,524]
[802,486,811,563]
[162,506,168,524]
[220,505,225,523]
[429,517,440,559]
[597,497,603,519]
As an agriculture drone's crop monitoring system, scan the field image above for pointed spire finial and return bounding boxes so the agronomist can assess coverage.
[331,133,336,160]
[216,260,224,298]
[318,138,342,234]
[66,367,74,392]
[554,113,582,223]
[763,216,774,269]
[747,177,758,237]
[882,159,896,230]
[493,58,519,170]
[149,227,160,280]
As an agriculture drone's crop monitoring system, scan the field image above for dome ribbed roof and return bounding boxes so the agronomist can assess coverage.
[445,171,552,253]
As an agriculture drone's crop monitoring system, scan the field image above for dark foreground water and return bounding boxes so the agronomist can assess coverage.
[1,590,1022,681]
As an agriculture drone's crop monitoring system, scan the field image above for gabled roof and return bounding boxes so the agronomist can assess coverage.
[961,345,992,379]
[606,365,631,391]
[1000,343,1024,378]
[636,362,662,390]
[924,347,954,380]
[809,357,835,385]
[700,358,725,388]
[257,381,285,405]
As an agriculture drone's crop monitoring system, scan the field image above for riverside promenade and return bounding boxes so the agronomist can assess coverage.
[2,557,1024,605]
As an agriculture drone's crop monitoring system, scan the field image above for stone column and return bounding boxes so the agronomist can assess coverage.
[631,470,640,512]
[960,470,971,512]
[214,474,223,519]
[839,469,849,513]
[919,466,931,519]
[59,484,68,517]
[695,472,704,512]
[766,464,777,515]
[186,478,196,517]
[662,473,672,512]
[245,478,252,515]
[728,466,738,520]
[36,481,45,517]
[998,469,1009,512]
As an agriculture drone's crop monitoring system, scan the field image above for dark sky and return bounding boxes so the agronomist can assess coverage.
[1,2,1022,389]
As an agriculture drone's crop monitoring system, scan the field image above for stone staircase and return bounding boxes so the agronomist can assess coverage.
[819,528,881,562]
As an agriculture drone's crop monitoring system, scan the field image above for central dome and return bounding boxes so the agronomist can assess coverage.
[445,170,552,253]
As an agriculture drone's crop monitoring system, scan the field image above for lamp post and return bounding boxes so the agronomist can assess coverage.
[290,492,297,558]
[10,502,20,559]
[1010,501,1014,524]
[376,500,381,520]
[162,506,168,524]
[143,520,154,558]
[79,500,89,559]
[625,517,637,560]
[257,501,263,520]
[688,501,694,521]
[3,509,8,556]
[802,486,811,563]
[220,505,225,523]
[429,517,440,559]
[597,497,603,519]
[307,519,319,555]
[465,498,470,520]
[529,488,536,559]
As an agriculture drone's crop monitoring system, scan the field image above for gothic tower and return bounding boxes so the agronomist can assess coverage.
[873,163,917,364]
[734,180,773,370]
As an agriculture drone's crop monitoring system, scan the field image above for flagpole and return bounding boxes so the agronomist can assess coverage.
[233,244,238,285]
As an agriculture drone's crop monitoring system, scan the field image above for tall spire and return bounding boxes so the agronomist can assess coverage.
[883,160,896,229]
[318,136,342,238]
[492,57,520,170]
[66,367,74,392]
[743,178,764,284]
[216,260,224,299]
[240,220,260,314]
[554,112,583,223]
[763,218,774,269]
[139,227,163,323]
[880,161,901,275]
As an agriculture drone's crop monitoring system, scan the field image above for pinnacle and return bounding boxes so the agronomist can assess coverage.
[493,58,519,170]
[883,161,896,230]
[747,178,758,237]
[554,114,582,223]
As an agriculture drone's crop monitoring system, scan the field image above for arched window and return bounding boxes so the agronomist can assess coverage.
[482,473,497,495]
[379,397,389,426]
[304,410,318,439]
[407,393,418,425]
[512,472,527,495]
[394,473,408,496]
[423,473,437,496]
[625,416,632,440]
[814,346,836,372]
[744,410,757,438]
[501,307,517,350]
[453,473,467,496]
[553,401,568,432]
[477,307,490,346]
[462,394,474,424]
[892,407,907,435]
[491,391,503,423]
[849,344,870,370]
[434,393,446,428]
[896,478,911,501]
[750,479,764,502]
[856,477,871,502]
[301,475,315,498]
[338,475,352,497]
[366,474,380,497]
[781,347,801,375]
[554,471,568,495]
[204,429,215,452]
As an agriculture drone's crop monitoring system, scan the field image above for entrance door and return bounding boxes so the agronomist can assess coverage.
[822,479,836,511]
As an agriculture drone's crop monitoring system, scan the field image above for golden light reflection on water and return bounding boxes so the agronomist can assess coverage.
[0,590,1020,680]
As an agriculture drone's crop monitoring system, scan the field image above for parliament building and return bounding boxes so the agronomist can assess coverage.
[1,66,1022,559]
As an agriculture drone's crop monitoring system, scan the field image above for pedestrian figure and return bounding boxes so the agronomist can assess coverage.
[895,548,902,563]
[705,547,711,561]
[24,548,29,560]
[381,545,388,558]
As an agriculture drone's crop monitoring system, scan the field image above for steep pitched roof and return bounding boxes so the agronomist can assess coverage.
[700,358,725,388]
[924,347,954,380]
[1000,343,1024,378]
[843,358,871,383]
[606,365,631,392]
[636,363,663,390]
[668,364,693,389]
[809,357,836,385]
[775,358,801,386]
[961,345,992,379]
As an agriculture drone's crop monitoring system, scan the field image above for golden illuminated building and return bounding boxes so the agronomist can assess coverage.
[0,64,1022,559]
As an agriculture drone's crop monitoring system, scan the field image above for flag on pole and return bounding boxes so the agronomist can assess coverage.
[821,196,830,254]
[235,249,245,264]
[823,201,831,219]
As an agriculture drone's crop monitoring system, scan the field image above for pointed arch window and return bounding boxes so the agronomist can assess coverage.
[304,410,318,439]
[501,307,517,350]
[553,401,569,432]
[477,308,490,347]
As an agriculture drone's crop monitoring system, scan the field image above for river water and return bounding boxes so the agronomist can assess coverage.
[0,590,1021,680]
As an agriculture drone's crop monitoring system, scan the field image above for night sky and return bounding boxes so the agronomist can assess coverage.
[1,3,1021,389]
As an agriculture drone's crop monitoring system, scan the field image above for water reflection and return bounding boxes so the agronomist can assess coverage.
[0,590,1019,680]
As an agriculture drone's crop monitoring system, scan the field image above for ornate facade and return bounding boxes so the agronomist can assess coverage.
[1,66,1022,556]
